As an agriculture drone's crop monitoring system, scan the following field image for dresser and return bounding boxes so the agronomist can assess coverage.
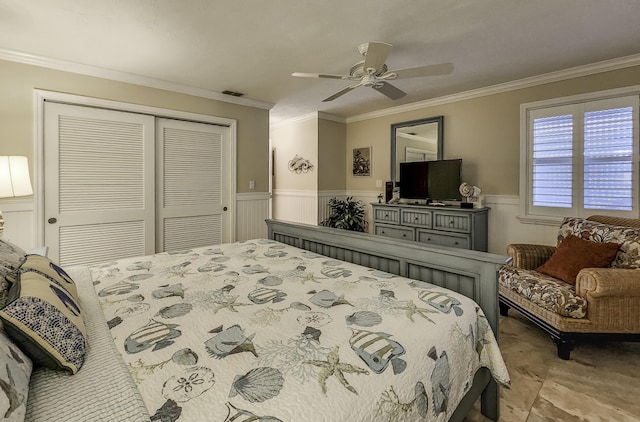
[371,203,489,251]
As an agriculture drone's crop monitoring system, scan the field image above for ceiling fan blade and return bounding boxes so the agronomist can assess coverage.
[373,82,406,100]
[322,84,360,102]
[363,42,392,73]
[391,63,454,79]
[292,72,351,80]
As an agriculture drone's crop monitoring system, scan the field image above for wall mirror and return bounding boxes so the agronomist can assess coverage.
[390,116,443,185]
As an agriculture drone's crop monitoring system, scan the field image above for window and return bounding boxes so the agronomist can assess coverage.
[520,90,640,223]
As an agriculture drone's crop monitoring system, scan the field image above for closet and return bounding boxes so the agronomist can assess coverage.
[44,102,230,266]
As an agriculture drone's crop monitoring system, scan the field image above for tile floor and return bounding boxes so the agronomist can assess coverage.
[464,310,640,422]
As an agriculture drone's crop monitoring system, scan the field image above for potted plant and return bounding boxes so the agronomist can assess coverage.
[320,196,367,232]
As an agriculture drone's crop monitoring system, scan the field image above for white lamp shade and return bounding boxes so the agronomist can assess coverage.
[0,156,33,198]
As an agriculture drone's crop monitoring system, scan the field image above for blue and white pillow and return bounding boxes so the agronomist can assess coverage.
[0,255,86,374]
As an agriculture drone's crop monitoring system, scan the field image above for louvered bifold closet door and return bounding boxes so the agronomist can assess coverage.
[44,102,155,266]
[156,118,229,252]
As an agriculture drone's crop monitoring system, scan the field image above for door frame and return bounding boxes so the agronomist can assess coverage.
[34,89,237,247]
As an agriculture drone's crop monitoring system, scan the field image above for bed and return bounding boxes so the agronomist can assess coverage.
[1,220,510,422]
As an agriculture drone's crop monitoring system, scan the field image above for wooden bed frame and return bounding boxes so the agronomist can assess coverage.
[266,219,510,421]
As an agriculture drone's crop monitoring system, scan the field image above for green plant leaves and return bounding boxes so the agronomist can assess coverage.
[320,197,367,232]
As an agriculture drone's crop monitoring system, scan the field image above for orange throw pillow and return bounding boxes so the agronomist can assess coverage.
[536,234,619,284]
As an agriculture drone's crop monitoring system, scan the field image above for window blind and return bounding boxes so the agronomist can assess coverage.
[532,114,573,208]
[583,107,634,210]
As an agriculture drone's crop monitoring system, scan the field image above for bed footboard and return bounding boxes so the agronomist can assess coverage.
[266,219,509,335]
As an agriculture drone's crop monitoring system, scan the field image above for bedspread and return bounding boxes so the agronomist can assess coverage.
[91,239,509,422]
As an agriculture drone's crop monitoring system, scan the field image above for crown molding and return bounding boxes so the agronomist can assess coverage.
[0,48,274,111]
[347,53,640,123]
[271,112,318,128]
[270,111,345,129]
[317,111,347,124]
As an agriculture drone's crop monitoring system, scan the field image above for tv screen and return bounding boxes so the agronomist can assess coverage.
[399,159,462,201]
[427,159,462,201]
[399,161,428,199]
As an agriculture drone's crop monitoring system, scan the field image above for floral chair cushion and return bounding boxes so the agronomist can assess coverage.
[558,217,640,269]
[499,266,587,318]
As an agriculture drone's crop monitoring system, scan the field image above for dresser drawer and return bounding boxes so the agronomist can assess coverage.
[416,229,470,249]
[375,224,415,241]
[433,212,471,233]
[373,207,400,224]
[400,209,432,228]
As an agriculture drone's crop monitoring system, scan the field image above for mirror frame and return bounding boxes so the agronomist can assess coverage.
[390,116,444,186]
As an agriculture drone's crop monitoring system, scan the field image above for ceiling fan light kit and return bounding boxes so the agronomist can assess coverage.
[292,41,453,102]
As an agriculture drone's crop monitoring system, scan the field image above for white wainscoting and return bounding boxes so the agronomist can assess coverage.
[0,199,37,249]
[483,195,559,254]
[272,189,319,225]
[235,192,271,241]
[273,190,382,231]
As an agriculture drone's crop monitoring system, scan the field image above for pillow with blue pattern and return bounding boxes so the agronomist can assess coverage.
[0,255,86,374]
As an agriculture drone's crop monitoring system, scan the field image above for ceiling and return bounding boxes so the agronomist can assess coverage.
[2,0,640,125]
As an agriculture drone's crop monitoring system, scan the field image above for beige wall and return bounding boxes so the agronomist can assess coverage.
[347,65,640,195]
[0,59,270,194]
[270,116,346,192]
[318,118,346,191]
[271,118,318,190]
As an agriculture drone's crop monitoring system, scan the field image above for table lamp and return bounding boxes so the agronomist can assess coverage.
[0,156,33,237]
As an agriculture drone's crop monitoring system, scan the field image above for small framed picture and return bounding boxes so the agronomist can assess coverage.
[352,146,371,177]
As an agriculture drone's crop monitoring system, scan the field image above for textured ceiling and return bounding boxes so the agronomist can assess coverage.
[1,0,640,124]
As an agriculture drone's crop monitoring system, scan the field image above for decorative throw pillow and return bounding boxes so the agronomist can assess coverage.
[0,331,32,421]
[6,254,79,299]
[0,255,86,374]
[0,239,27,308]
[537,234,619,284]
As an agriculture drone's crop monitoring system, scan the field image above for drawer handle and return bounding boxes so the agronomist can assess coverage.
[427,237,431,241]
[449,220,454,226]
[385,214,389,218]
[381,231,385,234]
[454,241,459,245]
[414,217,419,221]
[402,234,406,237]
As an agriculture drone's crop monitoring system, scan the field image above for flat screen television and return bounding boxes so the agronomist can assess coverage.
[398,161,428,200]
[399,159,462,201]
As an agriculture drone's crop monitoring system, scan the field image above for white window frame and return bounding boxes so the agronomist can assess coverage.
[519,86,640,226]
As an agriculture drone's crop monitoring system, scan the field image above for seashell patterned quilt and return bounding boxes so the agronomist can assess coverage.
[91,239,510,422]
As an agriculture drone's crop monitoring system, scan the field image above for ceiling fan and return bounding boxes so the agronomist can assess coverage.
[292,42,453,102]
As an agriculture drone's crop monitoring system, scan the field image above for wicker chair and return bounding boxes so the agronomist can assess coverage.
[499,215,640,359]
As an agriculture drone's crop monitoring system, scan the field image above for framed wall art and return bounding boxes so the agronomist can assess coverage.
[352,146,371,177]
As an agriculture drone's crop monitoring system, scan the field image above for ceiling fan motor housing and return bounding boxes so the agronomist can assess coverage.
[350,62,388,78]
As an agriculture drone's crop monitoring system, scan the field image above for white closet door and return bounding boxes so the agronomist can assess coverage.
[156,118,230,252]
[44,102,155,266]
